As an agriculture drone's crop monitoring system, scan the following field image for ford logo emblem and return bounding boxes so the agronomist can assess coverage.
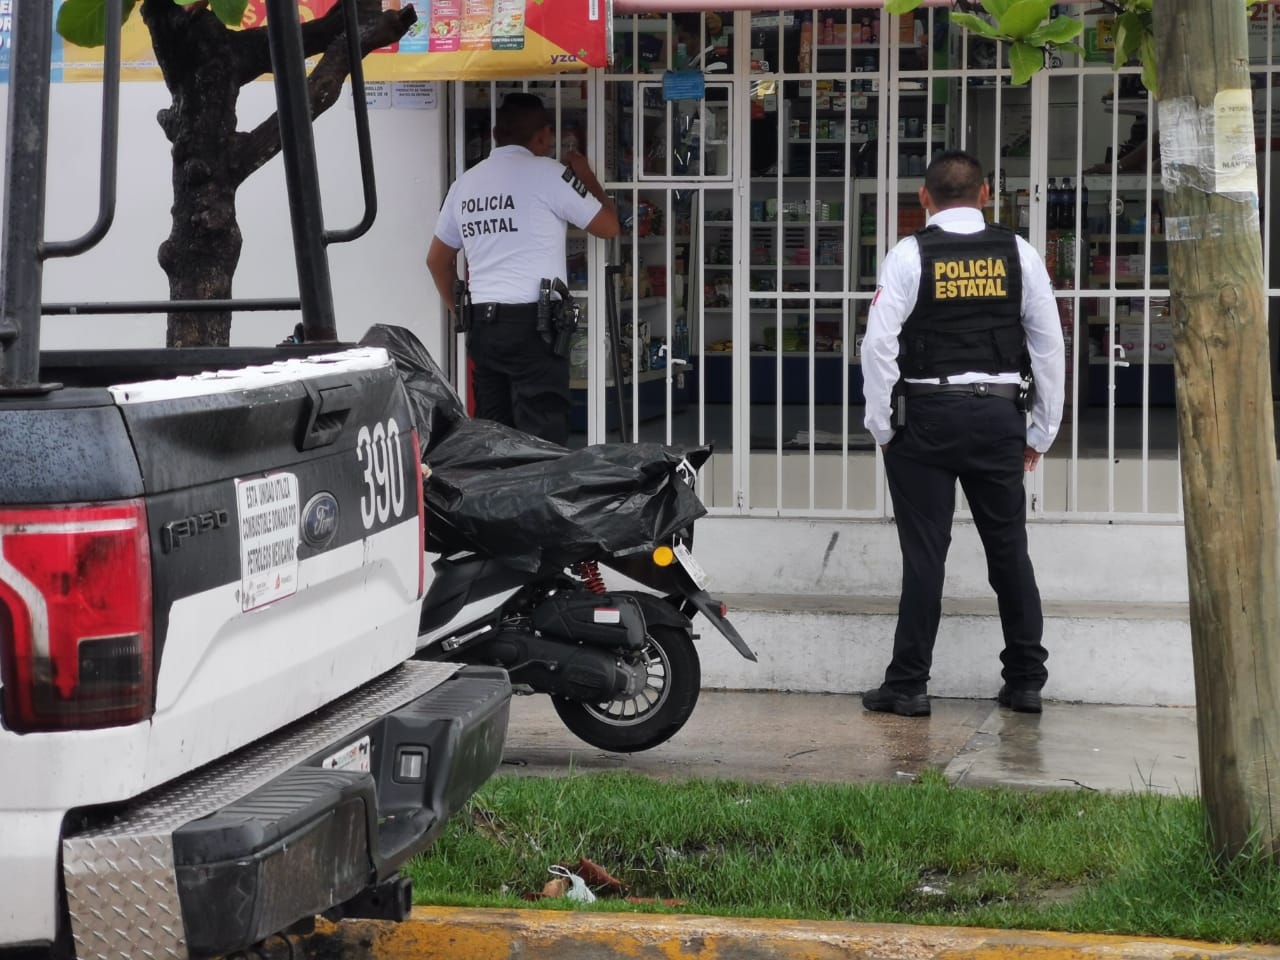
[301,492,339,548]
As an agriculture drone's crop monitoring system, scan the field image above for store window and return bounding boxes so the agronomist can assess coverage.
[450,6,1280,519]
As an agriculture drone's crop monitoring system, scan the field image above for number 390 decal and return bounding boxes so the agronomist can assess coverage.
[357,418,407,530]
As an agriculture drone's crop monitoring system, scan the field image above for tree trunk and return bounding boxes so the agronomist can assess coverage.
[1154,1,1280,859]
[142,0,243,347]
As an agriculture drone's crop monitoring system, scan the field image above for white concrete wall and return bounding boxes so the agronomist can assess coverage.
[0,80,450,355]
[689,517,1196,705]
[693,516,1188,604]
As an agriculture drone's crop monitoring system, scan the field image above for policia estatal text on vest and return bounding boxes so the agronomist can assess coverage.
[860,150,1065,719]
[427,93,620,446]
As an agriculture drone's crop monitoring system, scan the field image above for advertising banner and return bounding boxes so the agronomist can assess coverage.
[0,0,609,83]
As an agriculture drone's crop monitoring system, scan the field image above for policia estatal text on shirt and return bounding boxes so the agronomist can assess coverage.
[859,150,1065,720]
[427,93,620,446]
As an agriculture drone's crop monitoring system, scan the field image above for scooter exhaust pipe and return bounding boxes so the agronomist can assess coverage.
[464,628,637,702]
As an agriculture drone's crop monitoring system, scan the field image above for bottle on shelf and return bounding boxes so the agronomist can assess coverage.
[1046,177,1059,229]
[1062,177,1075,229]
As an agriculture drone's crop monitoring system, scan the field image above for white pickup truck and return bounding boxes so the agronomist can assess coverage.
[0,3,511,958]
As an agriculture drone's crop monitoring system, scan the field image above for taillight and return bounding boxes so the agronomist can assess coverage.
[412,429,425,599]
[0,500,153,733]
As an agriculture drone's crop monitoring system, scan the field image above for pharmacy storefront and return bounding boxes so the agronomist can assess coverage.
[448,3,1280,523]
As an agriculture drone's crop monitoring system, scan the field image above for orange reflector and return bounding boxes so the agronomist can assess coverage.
[653,545,675,567]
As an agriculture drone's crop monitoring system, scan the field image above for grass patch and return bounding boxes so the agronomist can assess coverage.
[407,769,1280,944]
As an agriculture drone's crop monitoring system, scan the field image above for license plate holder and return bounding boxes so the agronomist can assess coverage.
[673,542,709,590]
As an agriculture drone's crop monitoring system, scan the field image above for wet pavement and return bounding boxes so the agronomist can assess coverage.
[499,690,1201,795]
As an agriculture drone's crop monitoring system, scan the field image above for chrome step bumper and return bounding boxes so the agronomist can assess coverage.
[62,661,510,959]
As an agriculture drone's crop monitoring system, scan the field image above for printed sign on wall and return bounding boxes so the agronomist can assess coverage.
[0,0,608,83]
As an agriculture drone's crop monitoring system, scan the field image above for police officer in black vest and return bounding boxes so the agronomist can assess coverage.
[860,150,1065,718]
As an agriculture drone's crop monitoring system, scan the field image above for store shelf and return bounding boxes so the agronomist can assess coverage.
[1087,275,1170,285]
[747,220,846,227]
[569,368,671,390]
[704,307,846,314]
[745,264,846,270]
[618,297,668,309]
[1082,175,1157,191]
[1087,234,1166,243]
[1100,94,1152,116]
[745,350,857,358]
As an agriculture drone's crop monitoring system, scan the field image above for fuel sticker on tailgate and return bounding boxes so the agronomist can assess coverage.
[323,735,372,773]
[236,472,300,611]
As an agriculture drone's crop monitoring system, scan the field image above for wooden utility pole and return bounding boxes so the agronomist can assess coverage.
[1154,0,1280,858]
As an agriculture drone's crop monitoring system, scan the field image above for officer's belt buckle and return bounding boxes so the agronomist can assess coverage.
[973,383,989,397]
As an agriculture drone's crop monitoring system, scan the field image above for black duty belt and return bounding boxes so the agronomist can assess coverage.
[904,382,1022,401]
[471,302,540,323]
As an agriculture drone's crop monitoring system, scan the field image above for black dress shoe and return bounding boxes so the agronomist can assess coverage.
[861,686,931,717]
[997,684,1043,714]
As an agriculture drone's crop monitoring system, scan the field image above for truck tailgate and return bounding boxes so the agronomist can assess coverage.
[112,347,427,789]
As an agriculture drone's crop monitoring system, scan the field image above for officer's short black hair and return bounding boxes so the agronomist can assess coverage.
[924,150,985,208]
[494,93,551,148]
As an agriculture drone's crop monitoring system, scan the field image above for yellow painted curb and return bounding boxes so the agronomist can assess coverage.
[296,907,1280,960]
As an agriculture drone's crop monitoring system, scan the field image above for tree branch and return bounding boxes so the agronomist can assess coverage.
[228,6,416,186]
[139,0,184,69]
[230,0,376,86]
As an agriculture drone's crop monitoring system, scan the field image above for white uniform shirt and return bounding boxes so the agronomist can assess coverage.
[862,206,1065,453]
[434,145,603,304]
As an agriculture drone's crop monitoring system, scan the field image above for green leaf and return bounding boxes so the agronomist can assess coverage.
[1008,40,1044,85]
[209,0,250,27]
[951,12,1001,39]
[1027,16,1082,46]
[56,0,135,48]
[1114,10,1146,62]
[980,0,1013,18]
[1057,42,1087,58]
[885,0,923,15]
[997,0,1053,40]
[1139,31,1158,97]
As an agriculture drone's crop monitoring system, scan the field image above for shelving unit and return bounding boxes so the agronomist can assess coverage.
[1064,177,1173,406]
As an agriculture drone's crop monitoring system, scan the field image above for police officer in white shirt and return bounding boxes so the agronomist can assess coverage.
[860,150,1064,719]
[427,92,620,445]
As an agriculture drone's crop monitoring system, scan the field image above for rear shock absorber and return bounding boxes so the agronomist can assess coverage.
[576,560,606,595]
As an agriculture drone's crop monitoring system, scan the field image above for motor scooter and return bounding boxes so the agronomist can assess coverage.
[359,322,753,753]
[415,448,754,753]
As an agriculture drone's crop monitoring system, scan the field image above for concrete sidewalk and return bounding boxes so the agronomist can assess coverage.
[499,688,1201,795]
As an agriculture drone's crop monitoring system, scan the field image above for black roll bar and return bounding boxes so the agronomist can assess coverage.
[0,0,380,387]
[43,0,121,261]
[265,0,338,342]
[324,0,378,246]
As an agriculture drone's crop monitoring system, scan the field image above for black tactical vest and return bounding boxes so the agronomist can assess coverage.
[899,224,1027,379]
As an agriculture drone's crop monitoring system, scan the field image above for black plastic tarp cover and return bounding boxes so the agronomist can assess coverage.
[360,325,709,573]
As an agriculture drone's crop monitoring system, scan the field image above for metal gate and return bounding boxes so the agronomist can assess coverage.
[452,5,1280,521]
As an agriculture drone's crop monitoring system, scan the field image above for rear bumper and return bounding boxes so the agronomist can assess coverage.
[61,661,510,960]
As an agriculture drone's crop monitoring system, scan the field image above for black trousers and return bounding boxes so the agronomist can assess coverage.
[881,393,1047,695]
[467,316,571,446]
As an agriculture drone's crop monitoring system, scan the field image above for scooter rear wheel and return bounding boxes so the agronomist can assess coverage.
[550,624,701,753]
